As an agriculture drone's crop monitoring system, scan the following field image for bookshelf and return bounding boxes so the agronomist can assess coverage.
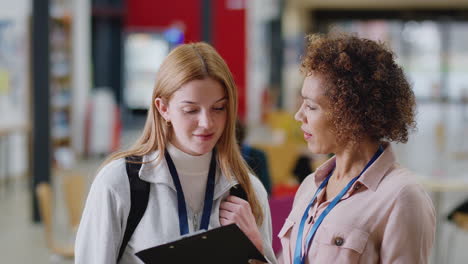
[50,3,73,168]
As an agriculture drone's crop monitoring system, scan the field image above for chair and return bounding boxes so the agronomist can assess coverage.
[265,111,304,145]
[35,173,85,259]
[62,173,86,231]
[446,208,468,263]
[255,143,300,185]
[453,212,468,229]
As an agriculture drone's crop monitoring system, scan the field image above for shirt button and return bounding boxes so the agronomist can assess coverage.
[334,237,345,246]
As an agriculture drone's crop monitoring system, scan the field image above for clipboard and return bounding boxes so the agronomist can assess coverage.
[135,224,267,264]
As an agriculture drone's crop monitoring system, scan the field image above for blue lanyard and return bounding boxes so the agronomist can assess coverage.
[293,145,384,264]
[164,149,217,236]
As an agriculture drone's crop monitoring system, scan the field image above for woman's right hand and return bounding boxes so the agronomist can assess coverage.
[219,195,264,255]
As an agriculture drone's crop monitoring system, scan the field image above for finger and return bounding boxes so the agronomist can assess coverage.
[219,217,234,226]
[220,201,240,212]
[220,209,251,232]
[248,259,266,264]
[226,196,252,214]
[219,209,236,220]
[226,195,248,204]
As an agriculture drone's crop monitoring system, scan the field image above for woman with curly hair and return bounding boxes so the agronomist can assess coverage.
[278,33,435,264]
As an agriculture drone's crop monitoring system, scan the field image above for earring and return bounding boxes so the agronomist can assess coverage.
[166,119,171,126]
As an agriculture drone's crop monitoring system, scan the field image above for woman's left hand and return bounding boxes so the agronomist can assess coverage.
[219,195,264,254]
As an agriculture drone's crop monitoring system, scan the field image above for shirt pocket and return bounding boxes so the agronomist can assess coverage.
[278,218,295,263]
[312,224,369,263]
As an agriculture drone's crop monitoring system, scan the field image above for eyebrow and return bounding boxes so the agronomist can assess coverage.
[302,95,325,107]
[301,95,316,102]
[180,96,228,105]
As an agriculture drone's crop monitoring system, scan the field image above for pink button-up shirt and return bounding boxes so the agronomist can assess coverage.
[278,143,435,264]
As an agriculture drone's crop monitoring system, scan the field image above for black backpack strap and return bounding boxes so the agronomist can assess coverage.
[230,184,249,202]
[117,156,150,262]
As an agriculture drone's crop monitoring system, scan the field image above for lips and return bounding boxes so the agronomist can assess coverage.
[302,130,312,140]
[194,133,215,141]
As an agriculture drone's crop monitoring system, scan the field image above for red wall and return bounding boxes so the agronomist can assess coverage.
[213,0,246,119]
[126,0,201,43]
[126,0,246,118]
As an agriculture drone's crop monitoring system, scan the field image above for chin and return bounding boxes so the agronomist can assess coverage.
[190,143,216,156]
[307,142,325,155]
[307,142,316,152]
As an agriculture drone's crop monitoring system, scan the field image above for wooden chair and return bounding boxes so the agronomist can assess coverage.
[453,212,468,230]
[62,173,85,231]
[446,212,468,263]
[35,173,85,259]
[36,182,75,258]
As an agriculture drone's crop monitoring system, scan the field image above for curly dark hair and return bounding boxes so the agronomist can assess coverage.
[301,32,416,144]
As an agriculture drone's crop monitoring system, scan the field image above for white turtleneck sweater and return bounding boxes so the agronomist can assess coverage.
[166,144,212,214]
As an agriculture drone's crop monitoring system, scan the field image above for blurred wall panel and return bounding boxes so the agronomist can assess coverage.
[126,0,201,43]
[126,0,248,119]
[213,0,246,119]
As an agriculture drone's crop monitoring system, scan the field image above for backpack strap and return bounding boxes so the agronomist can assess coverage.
[230,184,249,202]
[117,156,150,262]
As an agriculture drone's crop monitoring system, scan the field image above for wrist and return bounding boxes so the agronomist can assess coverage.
[249,230,264,254]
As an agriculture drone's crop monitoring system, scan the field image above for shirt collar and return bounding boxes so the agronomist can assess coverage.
[138,150,238,199]
[313,156,337,187]
[356,142,396,192]
[313,142,396,192]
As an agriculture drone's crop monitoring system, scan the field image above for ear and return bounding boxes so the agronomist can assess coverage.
[154,97,170,122]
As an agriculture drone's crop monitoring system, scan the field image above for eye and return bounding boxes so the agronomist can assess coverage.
[306,105,317,111]
[213,106,226,111]
[212,103,226,111]
[182,108,198,114]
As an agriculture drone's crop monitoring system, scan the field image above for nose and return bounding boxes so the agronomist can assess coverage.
[199,110,214,129]
[295,104,304,123]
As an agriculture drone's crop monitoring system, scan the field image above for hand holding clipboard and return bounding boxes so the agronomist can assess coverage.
[135,185,267,263]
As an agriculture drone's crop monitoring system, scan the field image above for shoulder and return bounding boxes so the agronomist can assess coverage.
[379,165,434,210]
[248,173,268,200]
[91,158,130,198]
[380,165,425,195]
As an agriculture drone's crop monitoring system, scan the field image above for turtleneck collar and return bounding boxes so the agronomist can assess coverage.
[166,143,212,176]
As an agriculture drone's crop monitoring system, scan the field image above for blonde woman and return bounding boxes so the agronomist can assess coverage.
[75,43,276,264]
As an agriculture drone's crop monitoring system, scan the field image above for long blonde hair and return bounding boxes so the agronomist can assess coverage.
[102,42,263,225]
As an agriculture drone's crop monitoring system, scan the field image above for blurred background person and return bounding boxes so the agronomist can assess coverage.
[236,118,272,195]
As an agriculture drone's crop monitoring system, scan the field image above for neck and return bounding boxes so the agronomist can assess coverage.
[332,140,381,182]
[166,143,212,175]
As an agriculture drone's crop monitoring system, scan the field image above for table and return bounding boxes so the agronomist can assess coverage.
[0,122,29,195]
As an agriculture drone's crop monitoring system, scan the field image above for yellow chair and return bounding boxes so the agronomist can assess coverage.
[35,173,85,259]
[265,111,304,145]
[453,212,468,230]
[63,173,85,231]
[255,143,300,185]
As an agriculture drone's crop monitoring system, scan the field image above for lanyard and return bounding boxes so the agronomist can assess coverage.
[164,149,217,236]
[293,145,384,264]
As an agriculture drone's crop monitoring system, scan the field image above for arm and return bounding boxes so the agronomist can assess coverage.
[75,164,129,263]
[380,184,436,264]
